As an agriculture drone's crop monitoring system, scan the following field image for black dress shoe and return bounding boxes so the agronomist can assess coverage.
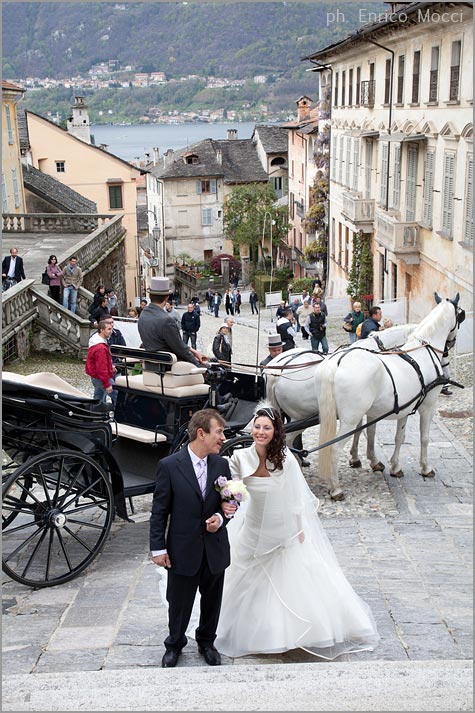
[198,645,221,666]
[162,650,180,668]
[441,386,453,395]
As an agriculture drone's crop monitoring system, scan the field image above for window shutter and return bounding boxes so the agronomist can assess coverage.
[196,180,202,194]
[352,139,360,191]
[392,144,401,209]
[365,141,373,199]
[422,150,435,226]
[380,142,388,205]
[464,155,473,245]
[2,172,8,213]
[11,167,20,208]
[442,152,456,235]
[210,179,217,194]
[338,136,344,183]
[331,137,337,180]
[345,138,351,187]
[406,145,418,221]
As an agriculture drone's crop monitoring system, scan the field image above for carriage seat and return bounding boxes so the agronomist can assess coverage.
[2,371,90,399]
[116,361,209,398]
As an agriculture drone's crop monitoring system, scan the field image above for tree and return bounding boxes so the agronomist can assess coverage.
[223,183,289,268]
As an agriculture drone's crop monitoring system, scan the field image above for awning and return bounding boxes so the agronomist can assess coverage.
[380,133,428,143]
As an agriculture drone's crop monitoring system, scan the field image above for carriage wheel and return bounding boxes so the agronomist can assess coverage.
[220,435,254,458]
[2,450,114,588]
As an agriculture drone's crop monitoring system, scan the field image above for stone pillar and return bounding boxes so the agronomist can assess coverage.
[220,257,230,287]
[241,256,250,287]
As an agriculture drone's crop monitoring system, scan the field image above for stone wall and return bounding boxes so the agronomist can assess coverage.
[24,189,59,214]
[82,241,128,315]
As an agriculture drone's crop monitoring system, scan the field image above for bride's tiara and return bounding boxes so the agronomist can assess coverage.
[254,406,276,421]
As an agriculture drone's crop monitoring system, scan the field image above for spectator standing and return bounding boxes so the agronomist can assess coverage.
[46,254,62,303]
[61,256,83,314]
[106,288,118,310]
[212,291,222,318]
[165,301,182,333]
[233,289,241,315]
[205,287,213,313]
[343,301,365,344]
[224,289,234,316]
[212,324,232,363]
[172,288,180,307]
[290,297,302,333]
[231,271,239,290]
[249,288,259,314]
[89,296,110,326]
[306,303,328,355]
[85,319,117,406]
[91,285,107,309]
[313,295,328,317]
[297,298,312,340]
[191,295,201,316]
[276,308,297,351]
[136,298,148,317]
[360,306,383,340]
[276,300,287,319]
[2,247,26,290]
[127,307,138,319]
[224,316,235,349]
[181,303,201,349]
[104,312,126,364]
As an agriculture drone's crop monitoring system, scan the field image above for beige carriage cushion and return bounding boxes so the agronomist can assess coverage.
[112,422,167,444]
[115,374,209,398]
[143,361,206,388]
[3,371,89,398]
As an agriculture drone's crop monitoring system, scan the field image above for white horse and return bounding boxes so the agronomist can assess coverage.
[265,323,417,457]
[316,294,463,500]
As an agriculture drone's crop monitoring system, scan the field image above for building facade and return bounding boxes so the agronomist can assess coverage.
[307,2,473,320]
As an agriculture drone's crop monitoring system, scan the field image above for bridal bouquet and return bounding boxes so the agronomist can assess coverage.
[214,476,248,516]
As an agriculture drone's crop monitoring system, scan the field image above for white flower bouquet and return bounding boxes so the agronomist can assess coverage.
[214,476,248,516]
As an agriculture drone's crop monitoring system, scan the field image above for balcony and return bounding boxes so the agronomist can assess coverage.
[341,191,375,229]
[374,210,420,264]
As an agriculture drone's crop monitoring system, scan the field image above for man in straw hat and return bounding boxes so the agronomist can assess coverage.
[259,333,283,368]
[138,277,207,367]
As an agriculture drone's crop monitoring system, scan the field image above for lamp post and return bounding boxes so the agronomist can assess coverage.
[262,211,276,322]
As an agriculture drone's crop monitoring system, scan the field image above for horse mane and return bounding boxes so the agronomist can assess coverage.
[411,300,453,343]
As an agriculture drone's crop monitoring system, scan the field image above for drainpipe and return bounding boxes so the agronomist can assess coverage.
[308,59,332,286]
[365,38,394,212]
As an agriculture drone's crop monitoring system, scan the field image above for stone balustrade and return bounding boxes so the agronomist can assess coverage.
[58,215,126,273]
[31,286,91,359]
[2,279,37,345]
[2,213,113,234]
[342,192,375,225]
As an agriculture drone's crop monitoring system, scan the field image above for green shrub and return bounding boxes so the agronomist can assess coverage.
[290,277,314,294]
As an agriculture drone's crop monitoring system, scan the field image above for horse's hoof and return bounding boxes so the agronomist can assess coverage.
[330,490,345,501]
[372,462,385,472]
[390,470,404,478]
[349,459,362,468]
[421,470,435,478]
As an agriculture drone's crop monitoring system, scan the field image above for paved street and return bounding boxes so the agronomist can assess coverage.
[2,304,473,710]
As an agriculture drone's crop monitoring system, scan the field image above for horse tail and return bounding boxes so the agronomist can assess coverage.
[316,357,339,488]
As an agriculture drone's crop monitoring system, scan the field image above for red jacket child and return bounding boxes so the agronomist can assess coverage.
[85,331,114,389]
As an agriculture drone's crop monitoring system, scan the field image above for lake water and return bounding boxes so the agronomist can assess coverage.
[90,122,258,161]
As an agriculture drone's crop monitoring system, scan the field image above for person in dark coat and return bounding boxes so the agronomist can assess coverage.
[276,309,297,351]
[2,247,26,288]
[360,306,383,340]
[212,324,232,363]
[150,409,234,668]
[305,303,328,354]
[212,291,222,318]
[89,297,110,326]
[138,277,206,369]
[181,303,201,350]
[249,289,259,314]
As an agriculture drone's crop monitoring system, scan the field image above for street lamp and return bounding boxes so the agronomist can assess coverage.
[262,211,276,322]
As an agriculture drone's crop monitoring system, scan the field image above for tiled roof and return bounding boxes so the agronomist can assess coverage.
[22,163,97,214]
[253,125,288,153]
[2,80,25,92]
[16,109,30,153]
[150,138,268,184]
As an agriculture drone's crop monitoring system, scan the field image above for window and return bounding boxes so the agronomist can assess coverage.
[5,105,13,144]
[108,184,123,209]
[338,136,344,183]
[334,72,339,107]
[384,59,391,104]
[55,161,65,173]
[356,67,361,105]
[341,70,346,106]
[422,150,435,227]
[391,144,401,209]
[365,140,373,199]
[442,151,456,236]
[185,154,199,165]
[344,227,349,268]
[397,55,405,104]
[449,40,461,101]
[348,68,353,106]
[11,168,20,208]
[331,217,336,256]
[352,139,359,191]
[429,47,439,102]
[345,137,351,187]
[406,145,418,222]
[380,142,389,206]
[2,172,8,212]
[196,179,217,194]
[464,154,473,245]
[392,261,398,300]
[202,207,212,226]
[412,51,421,103]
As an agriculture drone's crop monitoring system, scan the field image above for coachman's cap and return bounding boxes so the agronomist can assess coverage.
[268,334,283,347]
[149,276,172,296]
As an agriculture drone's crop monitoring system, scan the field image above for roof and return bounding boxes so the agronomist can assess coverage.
[283,106,319,131]
[303,3,455,62]
[22,163,98,213]
[253,125,288,154]
[150,138,268,184]
[2,80,25,93]
[25,110,147,175]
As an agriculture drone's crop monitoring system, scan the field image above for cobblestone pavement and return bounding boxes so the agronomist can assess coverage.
[3,303,472,679]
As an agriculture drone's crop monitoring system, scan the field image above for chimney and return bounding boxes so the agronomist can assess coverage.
[297,96,312,123]
[226,129,238,140]
[216,148,222,164]
[152,146,159,165]
[164,149,174,168]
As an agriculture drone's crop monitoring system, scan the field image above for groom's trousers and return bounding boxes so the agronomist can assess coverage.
[164,551,225,652]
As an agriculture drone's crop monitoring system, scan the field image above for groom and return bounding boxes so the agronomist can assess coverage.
[150,409,234,667]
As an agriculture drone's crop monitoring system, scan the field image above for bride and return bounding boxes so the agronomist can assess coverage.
[213,404,380,659]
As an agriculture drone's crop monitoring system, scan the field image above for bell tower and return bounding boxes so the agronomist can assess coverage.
[66,95,91,144]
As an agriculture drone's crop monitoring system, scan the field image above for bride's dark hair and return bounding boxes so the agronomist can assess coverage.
[254,407,286,471]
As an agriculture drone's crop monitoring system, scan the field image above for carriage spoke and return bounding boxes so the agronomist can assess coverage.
[60,477,105,511]
[63,498,110,515]
[66,518,106,530]
[52,455,65,506]
[36,465,53,507]
[62,525,94,554]
[11,479,43,506]
[2,519,41,536]
[45,528,55,581]
[56,461,88,507]
[54,529,74,573]
[20,528,48,579]
[3,523,49,562]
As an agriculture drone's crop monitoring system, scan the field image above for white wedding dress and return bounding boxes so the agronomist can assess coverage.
[212,445,380,659]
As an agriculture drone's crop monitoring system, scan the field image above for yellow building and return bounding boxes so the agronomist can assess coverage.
[2,80,27,214]
[25,110,146,305]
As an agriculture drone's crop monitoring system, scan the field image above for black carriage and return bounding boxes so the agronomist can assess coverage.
[2,347,267,589]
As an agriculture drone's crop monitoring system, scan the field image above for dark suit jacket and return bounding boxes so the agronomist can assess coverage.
[2,256,25,282]
[150,448,232,576]
[138,302,200,367]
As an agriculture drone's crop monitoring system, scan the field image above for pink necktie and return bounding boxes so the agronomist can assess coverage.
[197,459,207,498]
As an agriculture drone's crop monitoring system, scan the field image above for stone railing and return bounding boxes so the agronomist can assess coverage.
[58,215,126,274]
[174,266,225,302]
[341,192,375,224]
[2,213,113,234]
[31,286,91,360]
[2,279,37,345]
[76,286,95,320]
[375,210,420,264]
